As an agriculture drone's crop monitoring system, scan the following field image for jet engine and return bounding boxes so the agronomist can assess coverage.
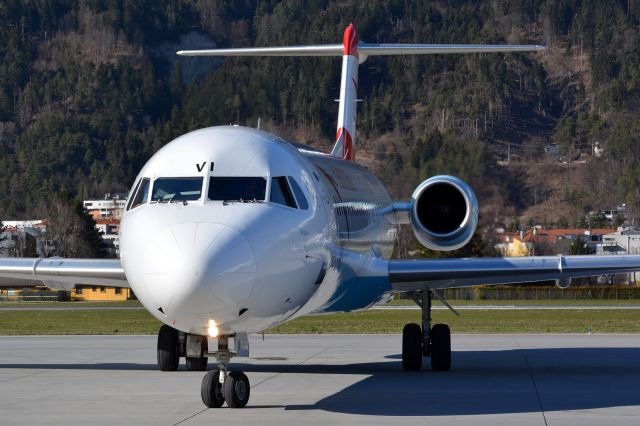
[409,175,479,251]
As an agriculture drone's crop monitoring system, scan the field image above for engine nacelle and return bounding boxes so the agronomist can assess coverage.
[410,175,479,251]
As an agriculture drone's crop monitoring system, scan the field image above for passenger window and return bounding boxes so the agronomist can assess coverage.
[288,177,309,210]
[271,177,296,208]
[208,177,266,201]
[130,178,150,210]
[152,177,202,202]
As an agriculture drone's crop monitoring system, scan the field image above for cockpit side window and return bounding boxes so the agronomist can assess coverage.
[126,179,142,211]
[287,177,309,210]
[151,177,202,202]
[208,177,266,201]
[270,177,296,208]
[129,178,150,210]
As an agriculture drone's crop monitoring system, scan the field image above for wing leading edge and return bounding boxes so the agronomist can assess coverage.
[388,255,640,291]
[0,258,128,290]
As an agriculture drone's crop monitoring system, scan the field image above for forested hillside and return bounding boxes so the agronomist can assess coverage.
[1,0,640,231]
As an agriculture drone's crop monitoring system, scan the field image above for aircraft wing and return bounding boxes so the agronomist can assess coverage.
[388,255,640,291]
[0,258,128,290]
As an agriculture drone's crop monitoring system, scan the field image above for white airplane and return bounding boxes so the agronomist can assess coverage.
[2,24,640,409]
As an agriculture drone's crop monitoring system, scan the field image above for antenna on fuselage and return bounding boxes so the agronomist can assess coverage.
[177,25,544,162]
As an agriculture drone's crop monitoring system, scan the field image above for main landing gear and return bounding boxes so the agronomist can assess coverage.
[157,325,208,371]
[402,290,451,372]
[201,335,250,408]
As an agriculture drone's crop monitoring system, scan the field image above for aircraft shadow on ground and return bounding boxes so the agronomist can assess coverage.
[2,347,640,416]
[269,347,640,416]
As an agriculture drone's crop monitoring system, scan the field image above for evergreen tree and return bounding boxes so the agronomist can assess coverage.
[1,1,640,235]
[569,236,592,255]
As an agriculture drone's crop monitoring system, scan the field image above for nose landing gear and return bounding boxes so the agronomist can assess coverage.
[200,335,251,409]
[401,290,452,372]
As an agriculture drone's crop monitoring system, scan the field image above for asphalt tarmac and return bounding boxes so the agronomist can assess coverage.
[1,334,639,425]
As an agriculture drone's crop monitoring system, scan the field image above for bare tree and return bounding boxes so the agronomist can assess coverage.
[6,231,37,258]
[40,199,92,258]
[0,220,6,255]
[7,234,23,257]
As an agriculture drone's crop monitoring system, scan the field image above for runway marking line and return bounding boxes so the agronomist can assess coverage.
[513,336,548,426]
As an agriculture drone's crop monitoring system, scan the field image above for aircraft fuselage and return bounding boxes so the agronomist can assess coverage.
[119,126,395,336]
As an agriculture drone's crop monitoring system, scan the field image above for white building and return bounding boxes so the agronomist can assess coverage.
[0,220,47,257]
[94,219,121,256]
[83,193,128,220]
[597,228,640,255]
[83,193,128,257]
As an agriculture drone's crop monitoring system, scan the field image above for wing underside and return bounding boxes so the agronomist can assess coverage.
[388,255,640,291]
[0,258,128,290]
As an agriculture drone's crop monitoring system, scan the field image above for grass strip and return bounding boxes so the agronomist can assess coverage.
[0,301,143,308]
[0,310,161,335]
[2,308,640,335]
[387,298,640,306]
[270,309,640,334]
[2,299,638,308]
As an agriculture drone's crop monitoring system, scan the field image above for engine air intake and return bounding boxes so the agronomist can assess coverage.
[410,176,478,251]
[416,182,468,235]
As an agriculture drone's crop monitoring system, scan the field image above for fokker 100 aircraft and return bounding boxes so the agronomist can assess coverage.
[2,24,640,409]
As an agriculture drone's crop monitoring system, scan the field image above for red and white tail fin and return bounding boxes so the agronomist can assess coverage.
[330,24,359,161]
[177,26,544,162]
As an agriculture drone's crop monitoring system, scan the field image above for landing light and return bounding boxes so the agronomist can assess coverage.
[207,319,219,338]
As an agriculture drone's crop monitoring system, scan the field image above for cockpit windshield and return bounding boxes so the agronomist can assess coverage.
[151,177,203,202]
[208,177,266,202]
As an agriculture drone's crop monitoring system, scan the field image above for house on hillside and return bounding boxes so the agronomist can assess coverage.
[522,227,614,255]
[494,232,533,256]
[495,227,615,256]
[544,144,560,159]
[587,204,627,226]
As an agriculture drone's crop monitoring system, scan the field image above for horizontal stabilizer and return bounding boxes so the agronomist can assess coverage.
[177,45,343,57]
[358,43,545,55]
[177,43,543,57]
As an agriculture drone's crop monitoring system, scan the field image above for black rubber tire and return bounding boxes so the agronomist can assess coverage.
[157,325,179,371]
[223,371,250,408]
[402,323,423,371]
[430,323,451,372]
[186,356,208,371]
[201,370,225,408]
[186,337,208,371]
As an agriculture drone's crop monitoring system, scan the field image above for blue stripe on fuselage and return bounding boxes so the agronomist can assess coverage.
[314,274,392,313]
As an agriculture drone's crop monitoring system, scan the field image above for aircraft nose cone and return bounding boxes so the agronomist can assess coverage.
[142,223,256,316]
